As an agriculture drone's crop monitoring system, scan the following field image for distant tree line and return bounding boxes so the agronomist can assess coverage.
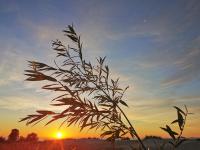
[0,128,38,143]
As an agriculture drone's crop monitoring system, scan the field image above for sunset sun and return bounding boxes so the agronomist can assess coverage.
[55,131,63,139]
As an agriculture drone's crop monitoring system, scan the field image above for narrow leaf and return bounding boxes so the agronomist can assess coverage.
[119,100,128,107]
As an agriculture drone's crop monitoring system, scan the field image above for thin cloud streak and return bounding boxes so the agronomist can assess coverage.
[0,95,65,111]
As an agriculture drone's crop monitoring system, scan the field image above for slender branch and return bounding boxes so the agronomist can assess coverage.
[92,81,146,150]
[116,105,146,150]
[22,25,147,150]
[176,112,187,145]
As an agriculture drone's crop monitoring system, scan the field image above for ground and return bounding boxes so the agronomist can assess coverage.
[0,139,199,150]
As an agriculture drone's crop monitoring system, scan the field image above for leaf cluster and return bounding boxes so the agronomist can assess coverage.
[160,105,192,148]
[20,25,131,141]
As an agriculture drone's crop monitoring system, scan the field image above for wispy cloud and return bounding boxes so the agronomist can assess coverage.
[162,40,200,87]
[0,49,25,86]
[0,96,43,110]
[0,95,65,111]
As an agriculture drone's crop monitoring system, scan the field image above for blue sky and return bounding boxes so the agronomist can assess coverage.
[0,0,200,138]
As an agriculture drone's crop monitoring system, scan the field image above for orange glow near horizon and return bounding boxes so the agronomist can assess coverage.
[1,125,199,140]
[1,116,199,140]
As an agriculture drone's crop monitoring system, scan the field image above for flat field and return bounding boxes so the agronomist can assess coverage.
[0,139,199,150]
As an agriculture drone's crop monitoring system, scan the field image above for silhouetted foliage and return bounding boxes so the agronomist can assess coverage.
[19,136,26,142]
[161,105,192,149]
[143,135,163,141]
[143,135,166,150]
[26,133,38,142]
[8,129,19,142]
[19,25,193,150]
[0,136,6,143]
[19,25,147,150]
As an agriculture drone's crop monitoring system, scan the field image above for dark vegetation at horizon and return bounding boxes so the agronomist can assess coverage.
[0,129,166,143]
[0,129,38,143]
[16,25,193,150]
[1,132,200,150]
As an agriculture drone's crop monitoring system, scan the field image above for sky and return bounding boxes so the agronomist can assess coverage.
[0,0,200,139]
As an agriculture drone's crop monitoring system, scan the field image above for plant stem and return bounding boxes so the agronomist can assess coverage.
[116,105,147,150]
[176,112,187,145]
[66,32,147,150]
[94,83,146,150]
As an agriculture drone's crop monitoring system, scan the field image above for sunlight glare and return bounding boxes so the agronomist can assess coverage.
[56,131,63,139]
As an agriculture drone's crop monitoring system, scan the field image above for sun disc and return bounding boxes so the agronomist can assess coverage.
[56,132,63,139]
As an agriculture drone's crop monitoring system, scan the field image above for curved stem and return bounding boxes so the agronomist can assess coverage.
[116,105,147,150]
[176,112,187,145]
[63,32,146,150]
[94,83,146,150]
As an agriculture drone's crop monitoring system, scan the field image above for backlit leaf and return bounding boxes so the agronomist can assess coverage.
[119,100,128,107]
